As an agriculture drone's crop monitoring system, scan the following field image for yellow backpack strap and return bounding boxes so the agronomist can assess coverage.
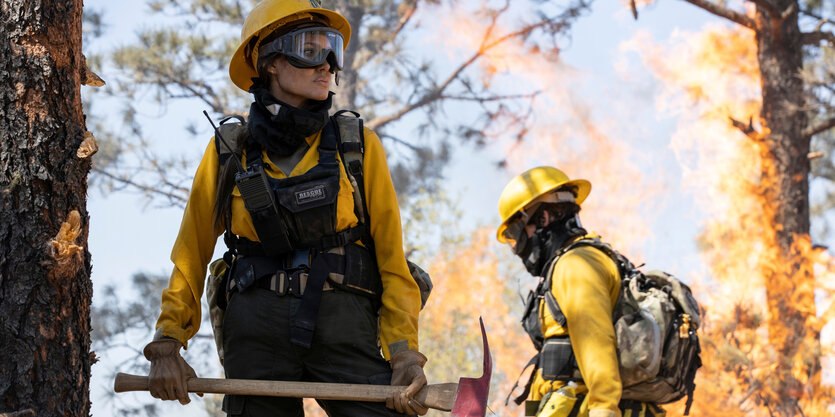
[332,110,367,223]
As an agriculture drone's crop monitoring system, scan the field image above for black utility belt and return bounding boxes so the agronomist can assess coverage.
[228,243,383,300]
[229,269,335,297]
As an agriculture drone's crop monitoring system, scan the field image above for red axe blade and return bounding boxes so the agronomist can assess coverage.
[450,317,492,417]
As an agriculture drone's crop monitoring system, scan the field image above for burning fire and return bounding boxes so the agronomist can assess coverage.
[622,23,834,416]
[418,2,835,416]
[430,1,663,254]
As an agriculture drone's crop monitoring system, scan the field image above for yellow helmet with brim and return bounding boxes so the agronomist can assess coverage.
[496,166,591,243]
[229,0,351,92]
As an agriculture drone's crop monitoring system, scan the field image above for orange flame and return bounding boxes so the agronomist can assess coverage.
[433,1,664,255]
[625,24,835,416]
[421,2,835,415]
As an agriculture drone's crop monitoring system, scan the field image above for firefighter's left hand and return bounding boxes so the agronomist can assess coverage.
[386,350,429,415]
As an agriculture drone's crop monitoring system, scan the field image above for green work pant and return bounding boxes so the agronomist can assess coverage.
[221,286,410,417]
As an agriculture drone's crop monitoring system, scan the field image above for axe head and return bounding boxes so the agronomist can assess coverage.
[450,317,492,417]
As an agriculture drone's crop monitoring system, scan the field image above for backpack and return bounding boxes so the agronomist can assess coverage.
[204,111,433,363]
[514,238,702,414]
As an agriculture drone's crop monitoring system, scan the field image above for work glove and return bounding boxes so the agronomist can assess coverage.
[143,338,199,404]
[386,350,429,416]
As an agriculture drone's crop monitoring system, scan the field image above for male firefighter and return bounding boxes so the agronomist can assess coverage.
[497,166,664,417]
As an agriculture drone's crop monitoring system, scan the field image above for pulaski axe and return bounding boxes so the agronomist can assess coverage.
[115,318,492,416]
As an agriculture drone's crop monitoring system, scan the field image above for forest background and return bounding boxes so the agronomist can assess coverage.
[69,0,835,416]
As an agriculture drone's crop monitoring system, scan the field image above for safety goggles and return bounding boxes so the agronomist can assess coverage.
[501,190,577,254]
[259,27,344,71]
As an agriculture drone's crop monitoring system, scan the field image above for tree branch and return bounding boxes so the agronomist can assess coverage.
[748,0,779,18]
[91,166,188,206]
[729,115,762,140]
[0,410,35,417]
[387,0,418,44]
[814,18,833,32]
[438,91,541,103]
[367,2,550,131]
[378,133,421,152]
[780,3,797,21]
[801,30,835,45]
[801,8,826,20]
[803,117,835,139]
[748,0,780,19]
[681,0,757,30]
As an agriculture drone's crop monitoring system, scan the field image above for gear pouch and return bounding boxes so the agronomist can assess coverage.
[540,336,579,381]
[330,243,383,298]
[536,385,587,417]
[273,166,340,246]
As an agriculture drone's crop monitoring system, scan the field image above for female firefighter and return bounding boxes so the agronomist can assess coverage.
[141,1,427,416]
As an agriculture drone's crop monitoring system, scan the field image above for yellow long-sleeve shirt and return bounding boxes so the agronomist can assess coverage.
[531,241,622,417]
[155,126,421,359]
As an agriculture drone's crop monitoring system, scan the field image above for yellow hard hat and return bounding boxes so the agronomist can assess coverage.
[496,166,591,243]
[229,0,352,92]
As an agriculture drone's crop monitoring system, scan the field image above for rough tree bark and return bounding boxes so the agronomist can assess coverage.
[332,2,364,111]
[752,1,820,415]
[678,0,821,414]
[0,0,94,416]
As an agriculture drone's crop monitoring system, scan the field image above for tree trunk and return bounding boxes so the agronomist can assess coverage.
[754,1,820,414]
[0,1,93,416]
[332,2,364,112]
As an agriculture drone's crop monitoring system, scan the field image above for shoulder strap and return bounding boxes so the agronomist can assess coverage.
[562,237,635,277]
[538,237,629,329]
[215,115,248,165]
[332,110,375,250]
[332,110,367,220]
[540,258,567,328]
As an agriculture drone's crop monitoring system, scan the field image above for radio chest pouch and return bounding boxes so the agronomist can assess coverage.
[273,165,341,248]
[236,164,293,257]
[239,118,343,255]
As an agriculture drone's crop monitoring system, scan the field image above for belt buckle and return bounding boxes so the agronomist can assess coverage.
[287,270,309,296]
[273,270,287,296]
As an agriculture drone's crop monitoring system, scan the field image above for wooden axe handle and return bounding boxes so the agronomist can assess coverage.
[114,373,457,411]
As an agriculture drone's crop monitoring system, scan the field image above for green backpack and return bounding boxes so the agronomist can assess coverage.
[514,238,702,414]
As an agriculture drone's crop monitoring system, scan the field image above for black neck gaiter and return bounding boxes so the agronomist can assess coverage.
[523,215,587,277]
[248,84,332,156]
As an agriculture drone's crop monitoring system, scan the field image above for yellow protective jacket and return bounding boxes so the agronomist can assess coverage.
[154,126,421,359]
[530,237,622,417]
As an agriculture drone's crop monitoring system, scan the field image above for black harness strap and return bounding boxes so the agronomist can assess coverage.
[567,394,585,417]
[291,251,343,348]
[331,112,374,251]
[506,353,540,406]
[542,274,567,328]
[289,120,357,348]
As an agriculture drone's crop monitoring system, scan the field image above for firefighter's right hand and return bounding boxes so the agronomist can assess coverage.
[143,338,198,404]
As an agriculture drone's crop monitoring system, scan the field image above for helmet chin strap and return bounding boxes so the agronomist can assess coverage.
[521,214,587,277]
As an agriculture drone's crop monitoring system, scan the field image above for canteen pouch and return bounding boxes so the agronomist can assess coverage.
[206,258,229,364]
[535,385,586,417]
[328,243,383,298]
[274,167,341,247]
[406,260,433,309]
